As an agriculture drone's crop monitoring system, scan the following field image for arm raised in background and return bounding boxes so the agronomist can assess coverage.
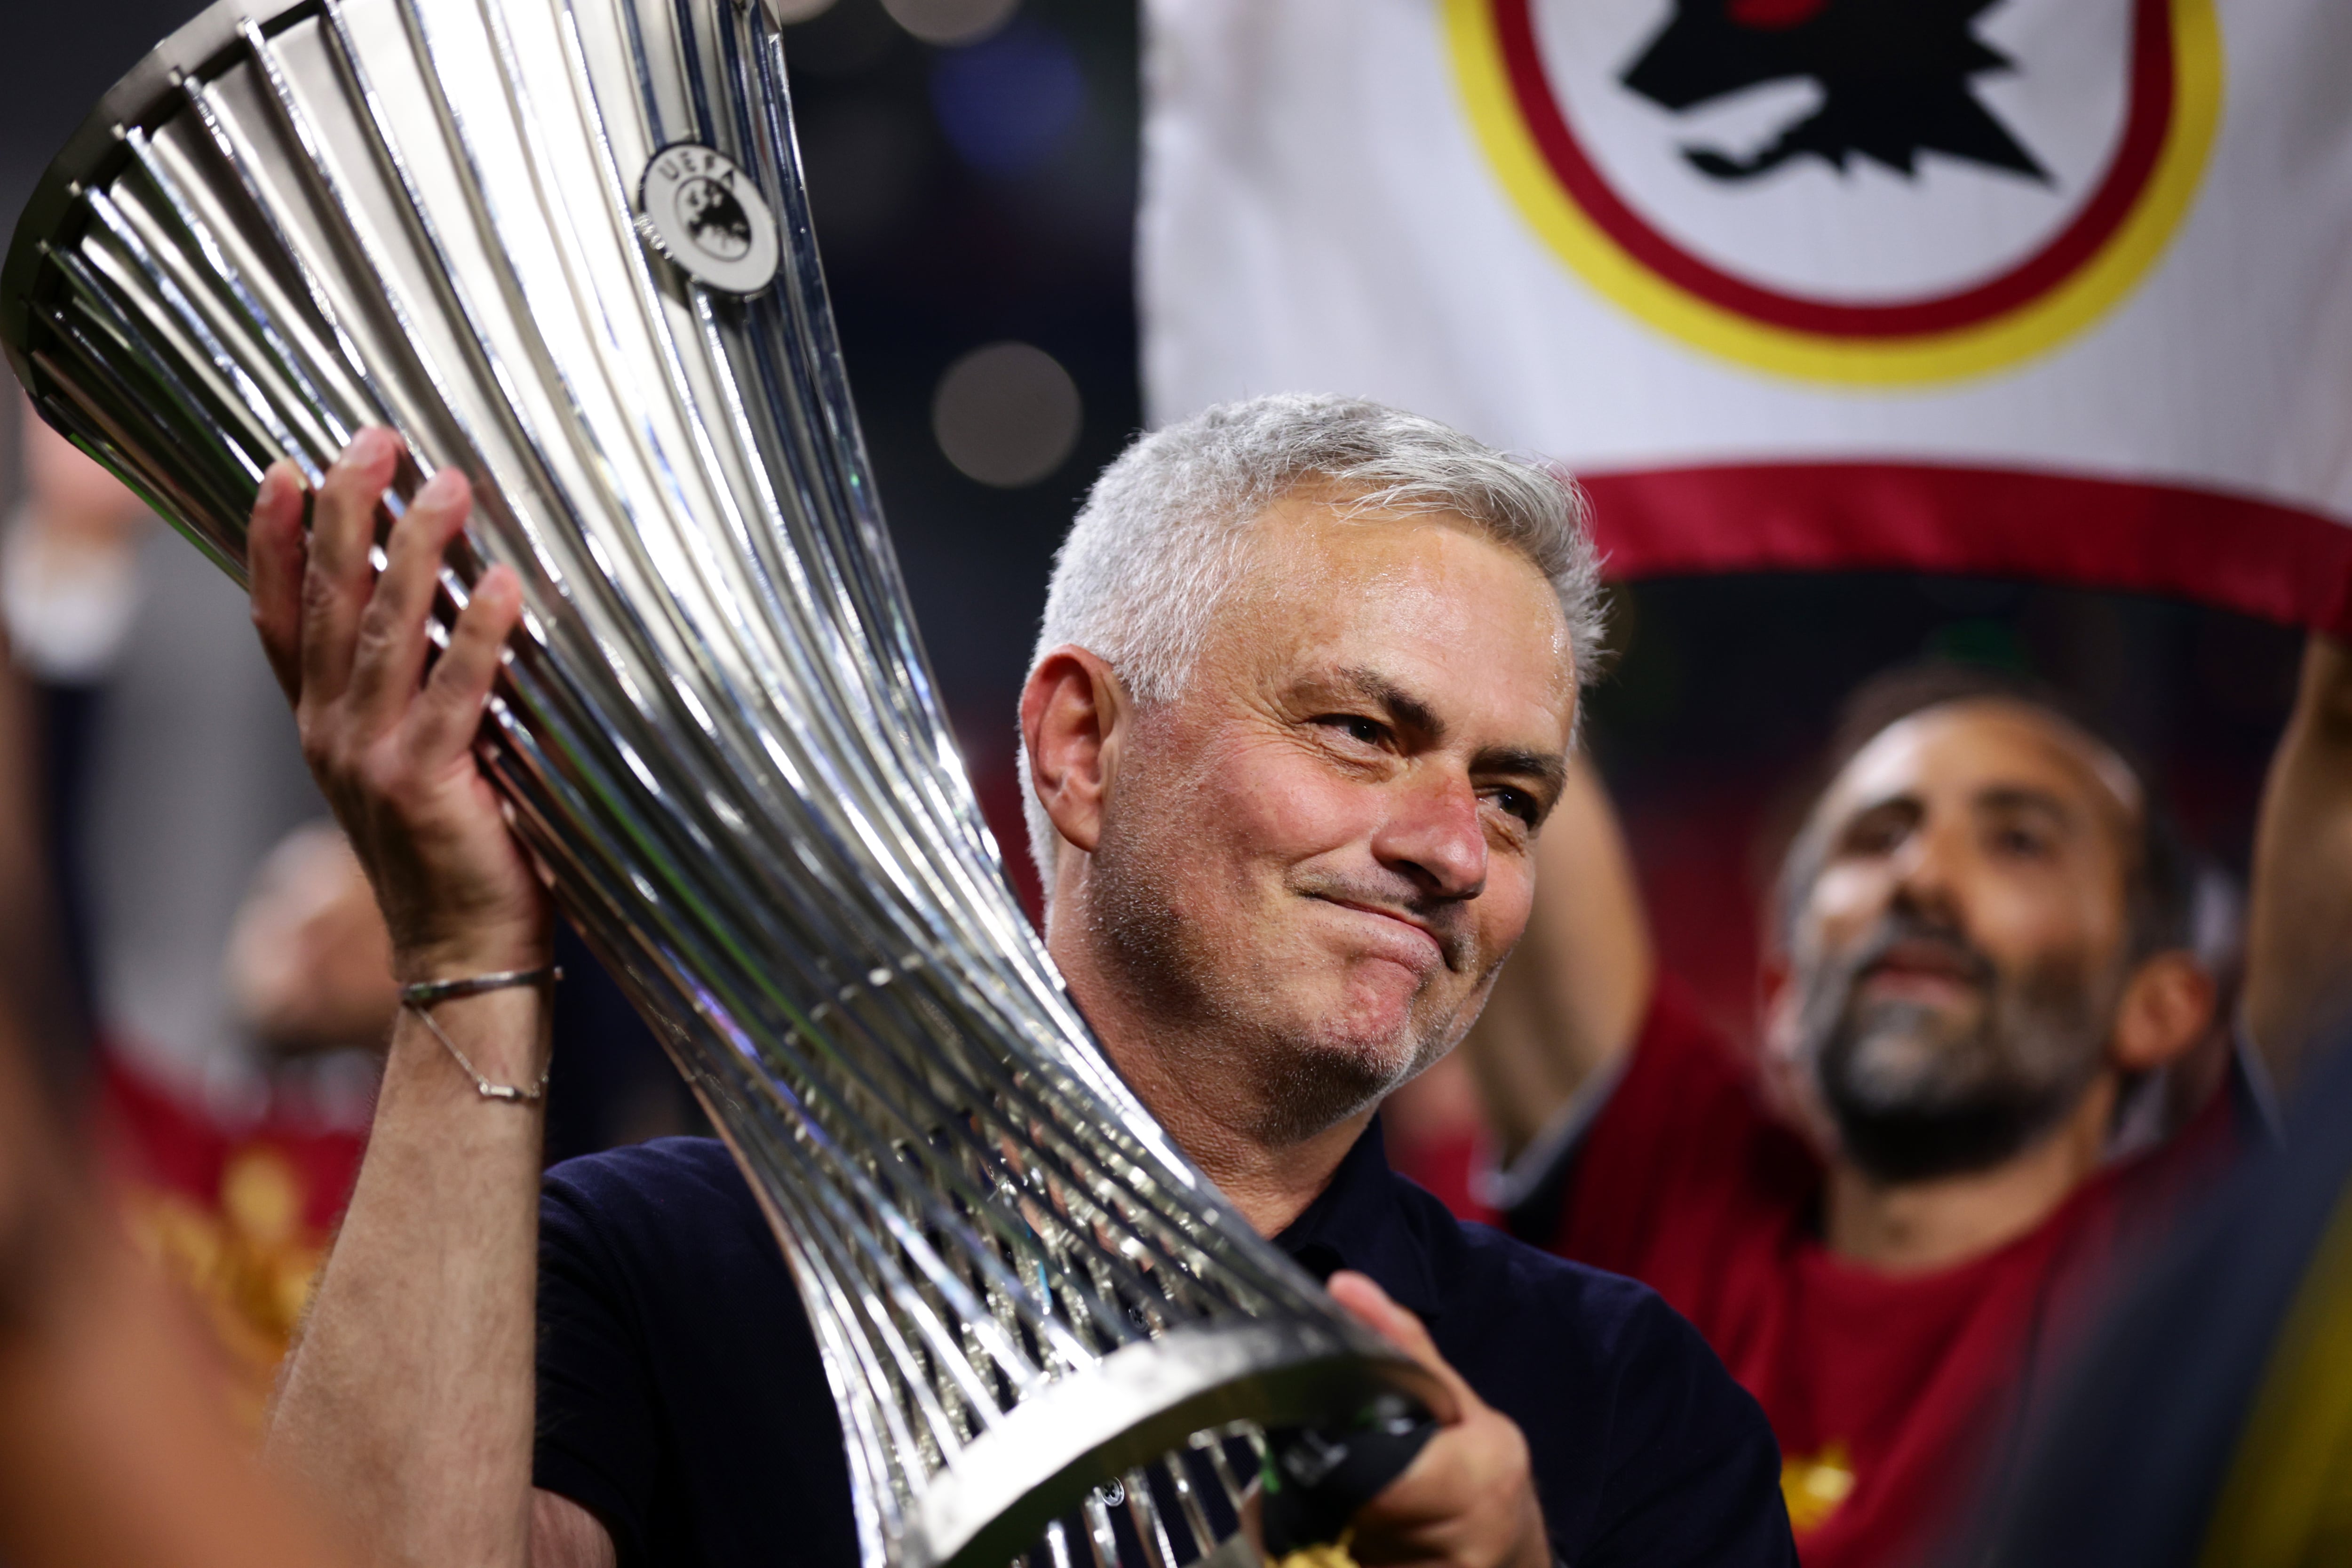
[248,431,608,1568]
[2246,634,2352,1095]
[1458,758,1655,1163]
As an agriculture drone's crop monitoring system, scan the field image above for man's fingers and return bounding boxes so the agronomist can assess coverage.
[246,460,309,701]
[345,465,472,723]
[1328,1271,1478,1434]
[410,564,521,764]
[299,427,402,704]
[1329,1277,1546,1568]
[1327,1272,1432,1355]
[1329,1271,1459,1383]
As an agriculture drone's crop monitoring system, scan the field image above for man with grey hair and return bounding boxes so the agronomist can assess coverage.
[1022,394,1606,896]
[250,398,1792,1568]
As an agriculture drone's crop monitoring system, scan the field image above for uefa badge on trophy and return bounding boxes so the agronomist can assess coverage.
[634,140,779,294]
[0,1,1446,1566]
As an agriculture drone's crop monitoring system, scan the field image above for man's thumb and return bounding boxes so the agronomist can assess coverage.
[1327,1271,1444,1372]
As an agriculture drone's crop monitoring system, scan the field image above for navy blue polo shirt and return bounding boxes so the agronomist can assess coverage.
[533,1122,1793,1567]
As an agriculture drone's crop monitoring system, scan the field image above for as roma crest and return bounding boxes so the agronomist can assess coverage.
[1447,0,2222,384]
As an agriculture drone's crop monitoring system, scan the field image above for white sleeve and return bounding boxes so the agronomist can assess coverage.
[0,505,146,683]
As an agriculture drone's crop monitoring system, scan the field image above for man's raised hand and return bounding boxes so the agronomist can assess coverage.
[1328,1271,1550,1568]
[246,429,550,983]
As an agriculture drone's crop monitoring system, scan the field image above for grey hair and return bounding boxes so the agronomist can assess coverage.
[1021,392,1606,896]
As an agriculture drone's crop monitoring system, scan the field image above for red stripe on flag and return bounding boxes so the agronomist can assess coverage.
[1579,464,2352,634]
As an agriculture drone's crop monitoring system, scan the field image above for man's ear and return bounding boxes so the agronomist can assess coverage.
[2109,951,2220,1073]
[1020,645,1130,864]
[1756,952,1796,1066]
[1754,949,1835,1150]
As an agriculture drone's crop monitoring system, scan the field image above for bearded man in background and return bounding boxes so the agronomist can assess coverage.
[1466,662,2273,1568]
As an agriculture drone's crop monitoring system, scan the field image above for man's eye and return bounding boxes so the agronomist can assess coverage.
[1994,827,2053,859]
[1317,714,1386,746]
[1488,788,1540,829]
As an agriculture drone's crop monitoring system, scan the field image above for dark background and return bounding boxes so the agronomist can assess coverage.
[0,0,2304,1140]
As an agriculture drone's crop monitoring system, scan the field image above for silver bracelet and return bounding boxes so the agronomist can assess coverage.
[398,964,561,1104]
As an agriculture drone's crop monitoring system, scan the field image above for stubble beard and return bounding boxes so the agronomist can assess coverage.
[1793,912,2121,1186]
[1084,796,1458,1150]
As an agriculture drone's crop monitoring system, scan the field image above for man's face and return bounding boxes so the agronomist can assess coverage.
[1776,701,2143,1184]
[1086,494,1576,1144]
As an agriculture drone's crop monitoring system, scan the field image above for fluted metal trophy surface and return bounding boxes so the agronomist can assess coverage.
[0,2,1442,1565]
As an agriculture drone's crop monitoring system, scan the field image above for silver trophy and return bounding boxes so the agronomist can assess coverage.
[0,2,1445,1565]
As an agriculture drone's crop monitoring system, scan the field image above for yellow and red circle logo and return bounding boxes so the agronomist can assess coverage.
[1447,0,2222,385]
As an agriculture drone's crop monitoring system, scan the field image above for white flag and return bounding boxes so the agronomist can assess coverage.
[1140,0,2352,629]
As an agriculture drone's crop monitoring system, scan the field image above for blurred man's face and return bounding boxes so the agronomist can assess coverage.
[1088,493,1576,1143]
[1778,701,2141,1183]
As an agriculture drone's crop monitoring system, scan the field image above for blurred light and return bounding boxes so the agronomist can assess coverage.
[881,0,1017,47]
[766,0,838,22]
[932,343,1081,488]
[929,22,1083,177]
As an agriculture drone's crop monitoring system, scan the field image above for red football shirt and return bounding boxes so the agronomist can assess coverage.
[1537,978,2235,1568]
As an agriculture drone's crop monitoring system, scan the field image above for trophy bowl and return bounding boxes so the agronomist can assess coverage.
[0,1,1446,1564]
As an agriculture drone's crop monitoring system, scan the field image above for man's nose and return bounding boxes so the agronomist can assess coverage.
[1889,818,1965,922]
[1373,770,1488,900]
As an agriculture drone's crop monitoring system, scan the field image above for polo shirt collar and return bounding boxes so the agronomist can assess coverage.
[1271,1116,1443,1321]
